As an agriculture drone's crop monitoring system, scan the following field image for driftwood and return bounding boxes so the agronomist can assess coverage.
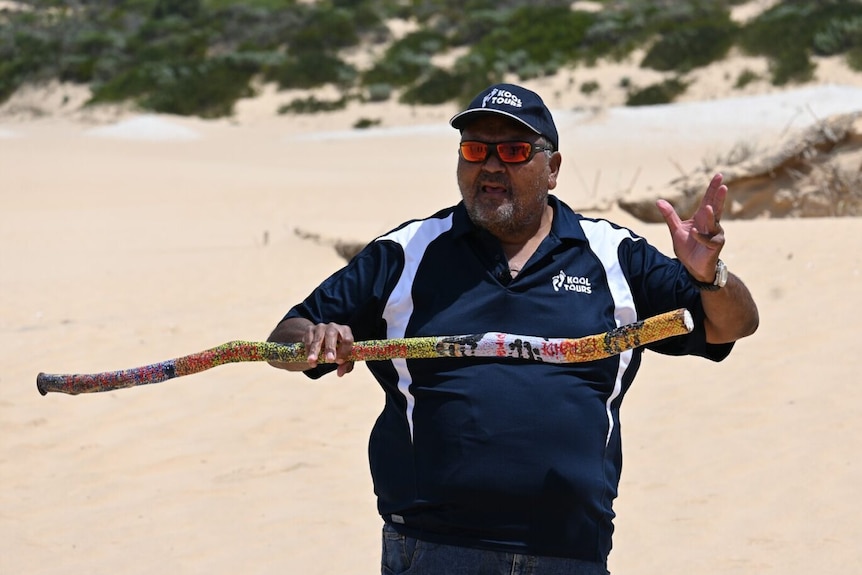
[294,228,366,262]
[619,111,862,222]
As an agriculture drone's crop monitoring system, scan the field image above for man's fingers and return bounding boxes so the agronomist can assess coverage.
[693,229,725,248]
[656,199,681,231]
[703,173,728,223]
[304,323,355,365]
[303,323,342,364]
[335,331,355,363]
[303,325,322,364]
[322,323,349,362]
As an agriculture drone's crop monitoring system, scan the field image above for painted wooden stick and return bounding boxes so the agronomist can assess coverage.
[37,308,693,396]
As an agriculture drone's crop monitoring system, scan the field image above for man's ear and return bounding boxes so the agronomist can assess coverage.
[547,152,562,190]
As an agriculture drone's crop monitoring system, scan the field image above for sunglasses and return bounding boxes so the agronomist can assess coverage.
[459,140,554,164]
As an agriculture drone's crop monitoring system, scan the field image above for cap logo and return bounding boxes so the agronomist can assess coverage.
[483,88,522,109]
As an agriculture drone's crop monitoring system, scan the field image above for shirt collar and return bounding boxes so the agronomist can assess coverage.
[547,195,587,243]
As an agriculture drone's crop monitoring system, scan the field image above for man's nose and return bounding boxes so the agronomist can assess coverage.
[482,151,506,171]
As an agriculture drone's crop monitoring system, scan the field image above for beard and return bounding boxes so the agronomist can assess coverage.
[462,173,548,238]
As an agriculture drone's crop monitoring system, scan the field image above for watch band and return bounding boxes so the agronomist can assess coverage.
[690,259,727,291]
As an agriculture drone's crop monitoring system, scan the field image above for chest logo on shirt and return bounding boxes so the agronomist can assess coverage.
[552,270,593,294]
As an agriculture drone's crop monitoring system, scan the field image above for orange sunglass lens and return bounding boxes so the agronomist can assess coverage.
[460,142,488,162]
[460,142,533,163]
[497,143,532,162]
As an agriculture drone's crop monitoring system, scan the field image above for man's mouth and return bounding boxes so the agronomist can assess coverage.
[481,183,508,195]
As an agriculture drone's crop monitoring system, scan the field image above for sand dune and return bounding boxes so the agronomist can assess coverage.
[2,60,862,574]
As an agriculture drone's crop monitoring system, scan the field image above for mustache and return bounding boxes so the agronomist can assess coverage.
[478,173,510,188]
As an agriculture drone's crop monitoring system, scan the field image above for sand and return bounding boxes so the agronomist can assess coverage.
[3,45,862,574]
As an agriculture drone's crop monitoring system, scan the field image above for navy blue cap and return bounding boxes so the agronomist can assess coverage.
[449,83,559,151]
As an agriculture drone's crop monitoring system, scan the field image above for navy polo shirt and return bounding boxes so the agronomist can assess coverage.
[284,195,731,562]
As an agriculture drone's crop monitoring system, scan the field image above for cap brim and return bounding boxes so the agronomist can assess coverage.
[449,108,543,136]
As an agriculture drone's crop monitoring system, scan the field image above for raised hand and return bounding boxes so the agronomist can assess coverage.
[656,173,727,282]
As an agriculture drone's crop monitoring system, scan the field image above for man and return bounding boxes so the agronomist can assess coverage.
[268,83,759,574]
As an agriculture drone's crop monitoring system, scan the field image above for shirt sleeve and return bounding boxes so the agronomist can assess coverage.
[282,239,405,378]
[620,235,733,362]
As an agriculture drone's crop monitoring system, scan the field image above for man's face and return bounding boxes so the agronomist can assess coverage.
[457,115,560,241]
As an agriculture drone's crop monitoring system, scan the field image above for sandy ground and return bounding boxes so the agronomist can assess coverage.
[3,46,862,574]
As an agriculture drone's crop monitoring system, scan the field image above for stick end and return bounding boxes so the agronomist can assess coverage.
[683,309,694,333]
[36,373,49,396]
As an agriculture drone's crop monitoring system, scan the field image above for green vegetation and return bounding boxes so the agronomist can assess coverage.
[353,116,381,129]
[400,67,462,105]
[625,77,689,106]
[738,0,862,85]
[362,29,448,88]
[277,94,351,115]
[639,7,738,73]
[580,80,600,96]
[1,0,378,114]
[2,0,862,116]
[733,68,760,89]
[467,6,595,78]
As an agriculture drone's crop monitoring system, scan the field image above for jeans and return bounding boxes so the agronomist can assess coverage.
[381,524,610,575]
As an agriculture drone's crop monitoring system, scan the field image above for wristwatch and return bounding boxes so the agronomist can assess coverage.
[690,259,728,291]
